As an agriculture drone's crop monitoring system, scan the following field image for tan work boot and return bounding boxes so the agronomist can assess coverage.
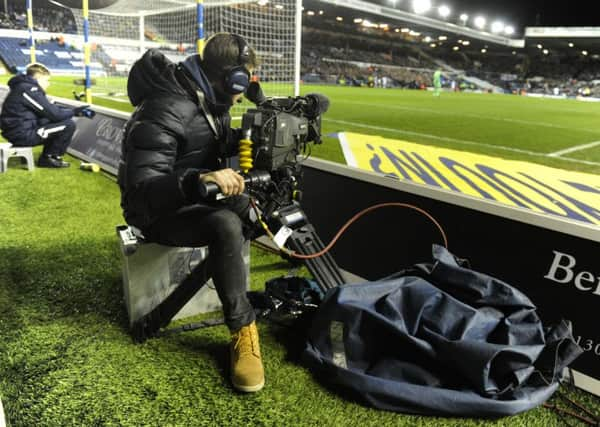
[230,321,265,392]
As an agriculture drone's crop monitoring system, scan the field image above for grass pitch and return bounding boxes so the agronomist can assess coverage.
[0,74,599,425]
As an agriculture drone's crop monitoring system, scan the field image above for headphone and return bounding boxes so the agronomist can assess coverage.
[223,34,251,95]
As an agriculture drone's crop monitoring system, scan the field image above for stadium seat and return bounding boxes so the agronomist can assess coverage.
[0,143,35,173]
[116,225,250,328]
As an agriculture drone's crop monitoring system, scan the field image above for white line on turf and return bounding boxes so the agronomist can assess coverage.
[549,141,600,157]
[338,100,600,135]
[325,118,600,167]
[93,94,131,103]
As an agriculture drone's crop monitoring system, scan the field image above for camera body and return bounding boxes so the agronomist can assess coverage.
[241,94,324,172]
[236,94,328,215]
[199,92,328,211]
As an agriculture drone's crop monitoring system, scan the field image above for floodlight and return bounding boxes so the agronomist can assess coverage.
[568,42,574,48]
[438,5,451,18]
[504,25,515,35]
[582,50,589,56]
[543,49,549,55]
[537,44,543,49]
[438,35,447,41]
[491,21,505,34]
[412,0,432,14]
[361,20,379,28]
[453,46,459,51]
[474,16,486,29]
[459,13,468,22]
[336,16,343,21]
[430,43,437,47]
[481,48,487,53]
[306,10,315,16]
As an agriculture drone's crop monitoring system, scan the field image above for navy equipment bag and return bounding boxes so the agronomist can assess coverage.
[304,245,582,417]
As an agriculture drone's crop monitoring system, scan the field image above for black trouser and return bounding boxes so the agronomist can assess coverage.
[18,119,76,157]
[145,195,255,332]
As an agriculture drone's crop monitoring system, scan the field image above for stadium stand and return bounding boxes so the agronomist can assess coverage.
[0,36,104,74]
[300,14,600,97]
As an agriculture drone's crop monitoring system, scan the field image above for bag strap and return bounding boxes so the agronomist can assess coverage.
[195,89,221,139]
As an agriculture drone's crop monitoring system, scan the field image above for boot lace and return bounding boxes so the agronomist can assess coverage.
[234,325,259,358]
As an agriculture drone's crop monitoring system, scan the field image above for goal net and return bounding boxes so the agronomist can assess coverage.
[65,0,300,106]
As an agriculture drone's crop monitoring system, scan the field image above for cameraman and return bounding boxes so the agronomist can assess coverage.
[0,63,95,168]
[118,33,264,392]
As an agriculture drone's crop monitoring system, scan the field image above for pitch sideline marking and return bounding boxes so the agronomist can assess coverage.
[93,94,131,103]
[325,118,600,167]
[549,141,600,157]
[339,100,600,135]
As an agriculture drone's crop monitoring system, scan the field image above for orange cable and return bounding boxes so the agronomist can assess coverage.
[253,200,448,260]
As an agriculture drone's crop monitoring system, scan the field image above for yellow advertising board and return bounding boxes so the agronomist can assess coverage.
[339,132,600,225]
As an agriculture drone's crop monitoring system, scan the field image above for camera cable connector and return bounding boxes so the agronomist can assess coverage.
[239,129,254,173]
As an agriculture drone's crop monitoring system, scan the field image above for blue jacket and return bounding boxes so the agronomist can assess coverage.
[0,74,74,143]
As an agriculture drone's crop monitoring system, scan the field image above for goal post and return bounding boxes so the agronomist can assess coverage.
[61,0,302,104]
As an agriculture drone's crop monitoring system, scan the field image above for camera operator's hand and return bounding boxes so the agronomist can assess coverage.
[200,168,245,196]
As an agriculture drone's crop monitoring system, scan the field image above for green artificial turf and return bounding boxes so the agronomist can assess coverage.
[0,75,599,425]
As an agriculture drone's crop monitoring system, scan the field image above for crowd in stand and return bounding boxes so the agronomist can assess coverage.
[301,21,600,98]
[301,27,436,90]
[0,4,76,34]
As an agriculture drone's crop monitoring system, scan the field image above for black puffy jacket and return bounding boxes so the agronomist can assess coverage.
[118,49,238,229]
[0,74,74,143]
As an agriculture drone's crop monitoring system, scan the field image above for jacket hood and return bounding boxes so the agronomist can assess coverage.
[181,54,234,114]
[127,49,189,106]
[8,74,38,90]
[180,54,217,105]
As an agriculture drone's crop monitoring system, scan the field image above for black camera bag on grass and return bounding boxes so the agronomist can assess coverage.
[303,245,582,417]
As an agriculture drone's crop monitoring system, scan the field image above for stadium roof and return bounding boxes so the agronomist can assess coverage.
[306,0,524,48]
[51,0,253,16]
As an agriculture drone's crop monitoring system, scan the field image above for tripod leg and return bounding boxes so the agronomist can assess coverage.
[266,202,345,293]
[131,257,212,342]
[286,223,346,294]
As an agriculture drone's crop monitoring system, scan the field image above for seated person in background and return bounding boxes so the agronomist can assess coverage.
[118,33,264,393]
[0,63,94,168]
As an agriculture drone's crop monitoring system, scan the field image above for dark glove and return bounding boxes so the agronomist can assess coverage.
[73,105,89,116]
[81,108,96,119]
[73,105,96,119]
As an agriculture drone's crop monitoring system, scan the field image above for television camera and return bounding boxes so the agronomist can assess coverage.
[200,83,327,209]
[132,83,345,341]
[201,82,344,289]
